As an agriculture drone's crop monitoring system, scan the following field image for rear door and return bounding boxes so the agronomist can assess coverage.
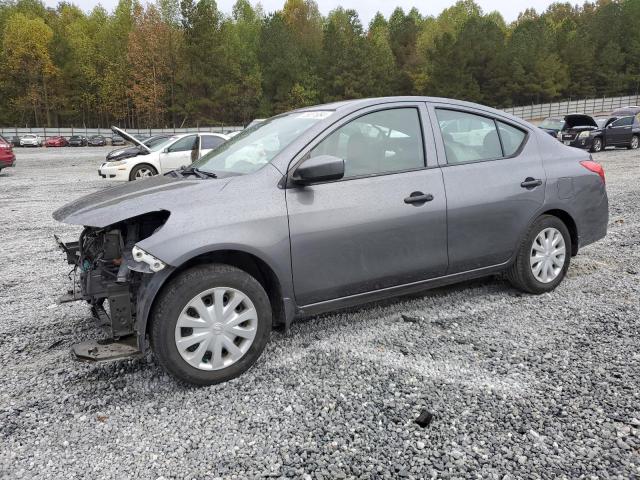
[428,104,546,273]
[286,103,448,306]
[159,135,197,172]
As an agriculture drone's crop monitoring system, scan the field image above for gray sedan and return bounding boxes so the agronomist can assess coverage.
[53,97,608,386]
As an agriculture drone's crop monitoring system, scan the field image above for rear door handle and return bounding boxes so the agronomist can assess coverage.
[521,178,542,189]
[404,192,434,204]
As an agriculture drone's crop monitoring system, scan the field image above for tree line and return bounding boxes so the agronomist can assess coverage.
[0,0,639,128]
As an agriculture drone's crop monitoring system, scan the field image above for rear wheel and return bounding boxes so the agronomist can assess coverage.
[506,215,571,294]
[150,264,272,386]
[129,163,158,181]
[590,136,603,153]
[629,135,639,150]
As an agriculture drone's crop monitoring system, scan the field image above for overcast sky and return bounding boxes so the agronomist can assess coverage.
[43,0,561,24]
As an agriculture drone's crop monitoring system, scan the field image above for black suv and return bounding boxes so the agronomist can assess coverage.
[556,113,640,152]
[591,115,640,151]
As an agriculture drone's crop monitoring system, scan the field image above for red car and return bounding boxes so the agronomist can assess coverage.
[45,136,68,147]
[0,135,16,172]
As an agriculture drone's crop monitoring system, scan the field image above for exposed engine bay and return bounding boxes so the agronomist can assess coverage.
[56,211,170,347]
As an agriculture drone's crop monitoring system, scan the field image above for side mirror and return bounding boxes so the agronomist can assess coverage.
[292,155,345,185]
[162,147,169,153]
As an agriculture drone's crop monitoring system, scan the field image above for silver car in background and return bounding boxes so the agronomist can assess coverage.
[53,96,608,386]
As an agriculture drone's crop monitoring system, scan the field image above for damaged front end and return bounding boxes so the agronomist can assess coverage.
[56,211,170,361]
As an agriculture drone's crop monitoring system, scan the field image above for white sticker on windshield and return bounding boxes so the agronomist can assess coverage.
[296,111,332,120]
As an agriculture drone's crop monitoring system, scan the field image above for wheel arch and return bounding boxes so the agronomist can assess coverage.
[539,208,579,256]
[137,248,290,350]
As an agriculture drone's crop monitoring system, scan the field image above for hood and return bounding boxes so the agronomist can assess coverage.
[564,114,598,129]
[52,175,228,227]
[112,126,151,153]
[106,146,142,161]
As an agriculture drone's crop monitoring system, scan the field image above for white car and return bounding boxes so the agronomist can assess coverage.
[20,134,42,147]
[99,127,229,181]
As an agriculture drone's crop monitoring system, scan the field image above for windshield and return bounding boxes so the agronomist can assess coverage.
[539,118,564,130]
[148,137,177,152]
[144,136,170,149]
[192,111,332,175]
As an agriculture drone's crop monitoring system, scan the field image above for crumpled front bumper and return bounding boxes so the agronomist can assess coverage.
[54,234,137,345]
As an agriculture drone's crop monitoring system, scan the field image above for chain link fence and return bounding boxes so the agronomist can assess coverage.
[0,125,244,142]
[502,95,640,121]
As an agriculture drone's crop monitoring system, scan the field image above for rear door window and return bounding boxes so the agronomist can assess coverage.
[436,109,502,164]
[436,109,527,164]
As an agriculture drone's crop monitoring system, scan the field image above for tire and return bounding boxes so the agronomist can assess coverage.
[628,135,639,150]
[129,163,158,181]
[590,137,603,153]
[150,264,272,386]
[506,215,571,294]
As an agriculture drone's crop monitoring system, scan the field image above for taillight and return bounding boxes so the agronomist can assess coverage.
[580,160,605,184]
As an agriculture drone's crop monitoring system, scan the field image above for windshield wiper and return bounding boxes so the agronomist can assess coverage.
[178,166,217,179]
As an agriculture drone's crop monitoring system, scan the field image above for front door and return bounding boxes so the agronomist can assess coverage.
[606,116,633,146]
[286,105,448,306]
[159,134,198,173]
[429,105,546,273]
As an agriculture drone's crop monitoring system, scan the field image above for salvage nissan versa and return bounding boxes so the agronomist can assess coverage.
[53,97,609,386]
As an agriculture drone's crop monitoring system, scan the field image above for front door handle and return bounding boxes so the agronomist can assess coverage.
[521,178,542,189]
[404,192,434,205]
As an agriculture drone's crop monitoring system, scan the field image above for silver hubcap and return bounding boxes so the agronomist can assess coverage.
[632,137,638,149]
[174,287,258,371]
[530,227,566,284]
[135,167,154,179]
[594,138,601,150]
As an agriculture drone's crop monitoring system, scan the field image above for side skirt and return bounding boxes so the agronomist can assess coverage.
[297,262,510,317]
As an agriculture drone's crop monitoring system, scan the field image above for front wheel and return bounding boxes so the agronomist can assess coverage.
[150,264,272,386]
[129,163,158,181]
[629,135,639,150]
[590,137,603,153]
[506,215,571,294]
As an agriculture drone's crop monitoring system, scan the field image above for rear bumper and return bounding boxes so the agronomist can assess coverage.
[0,153,15,168]
[577,187,609,251]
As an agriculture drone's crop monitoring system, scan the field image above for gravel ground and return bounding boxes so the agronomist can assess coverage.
[0,146,639,479]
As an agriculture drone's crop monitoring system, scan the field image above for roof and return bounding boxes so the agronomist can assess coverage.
[293,96,526,124]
